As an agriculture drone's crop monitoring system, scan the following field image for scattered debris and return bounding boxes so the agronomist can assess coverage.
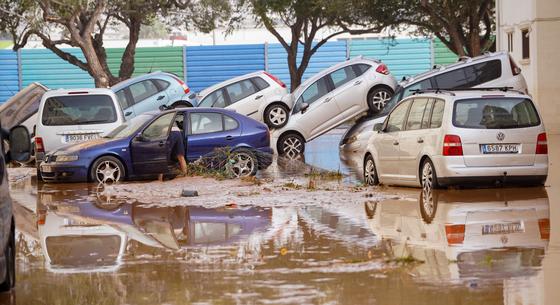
[181,189,199,197]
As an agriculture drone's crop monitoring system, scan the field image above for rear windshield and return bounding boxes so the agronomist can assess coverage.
[42,95,117,126]
[453,98,540,129]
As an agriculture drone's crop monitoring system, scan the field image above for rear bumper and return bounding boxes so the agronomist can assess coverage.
[438,175,547,187]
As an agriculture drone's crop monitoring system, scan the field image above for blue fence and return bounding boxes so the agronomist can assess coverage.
[0,38,438,103]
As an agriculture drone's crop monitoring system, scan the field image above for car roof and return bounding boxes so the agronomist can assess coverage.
[42,88,115,98]
[406,89,530,101]
[198,71,267,97]
[110,71,179,91]
[400,51,509,87]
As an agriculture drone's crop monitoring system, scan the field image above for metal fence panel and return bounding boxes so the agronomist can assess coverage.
[21,48,94,89]
[186,44,265,92]
[350,38,432,80]
[106,46,184,77]
[267,41,347,90]
[433,39,458,65]
[0,50,19,103]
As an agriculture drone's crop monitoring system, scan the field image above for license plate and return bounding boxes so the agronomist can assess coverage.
[41,165,53,173]
[482,222,524,235]
[480,144,520,154]
[65,133,99,143]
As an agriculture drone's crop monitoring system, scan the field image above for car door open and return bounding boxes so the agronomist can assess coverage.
[130,112,175,176]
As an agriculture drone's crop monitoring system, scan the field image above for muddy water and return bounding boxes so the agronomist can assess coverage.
[0,133,558,305]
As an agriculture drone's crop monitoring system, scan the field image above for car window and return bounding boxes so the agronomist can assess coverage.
[224,115,238,131]
[352,64,371,76]
[115,90,130,110]
[453,98,540,129]
[252,77,270,90]
[42,95,117,126]
[199,90,227,108]
[421,100,434,129]
[329,66,357,88]
[385,100,411,132]
[153,79,170,90]
[297,76,330,109]
[405,98,429,130]
[433,60,502,89]
[190,112,223,135]
[129,80,160,104]
[430,99,445,128]
[142,112,174,139]
[225,79,259,104]
[402,79,432,98]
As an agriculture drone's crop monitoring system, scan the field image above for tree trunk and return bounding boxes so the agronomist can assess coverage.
[119,18,141,82]
[287,50,300,92]
[80,40,112,88]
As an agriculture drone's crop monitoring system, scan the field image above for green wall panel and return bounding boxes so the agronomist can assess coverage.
[106,46,184,77]
[433,39,458,66]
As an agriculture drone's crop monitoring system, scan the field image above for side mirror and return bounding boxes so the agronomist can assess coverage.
[373,123,384,133]
[300,103,309,114]
[159,105,169,111]
[135,134,147,142]
[9,126,32,162]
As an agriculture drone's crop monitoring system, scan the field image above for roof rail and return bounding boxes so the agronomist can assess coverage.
[411,87,526,96]
[457,56,471,62]
[410,89,456,96]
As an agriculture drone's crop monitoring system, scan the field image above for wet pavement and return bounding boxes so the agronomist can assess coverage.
[1,130,559,305]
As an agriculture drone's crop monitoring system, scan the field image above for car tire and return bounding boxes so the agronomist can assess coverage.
[90,156,125,184]
[278,133,305,160]
[0,221,15,292]
[264,103,289,129]
[227,148,258,177]
[367,87,393,114]
[363,154,379,186]
[419,186,438,224]
[364,201,377,219]
[420,158,439,189]
[171,101,192,108]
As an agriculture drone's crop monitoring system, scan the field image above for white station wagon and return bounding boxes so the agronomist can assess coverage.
[363,89,548,188]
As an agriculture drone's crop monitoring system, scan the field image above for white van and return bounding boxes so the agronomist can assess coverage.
[35,89,125,165]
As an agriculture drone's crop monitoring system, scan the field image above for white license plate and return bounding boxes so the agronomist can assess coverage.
[482,222,524,235]
[65,133,99,143]
[41,165,53,173]
[481,144,520,154]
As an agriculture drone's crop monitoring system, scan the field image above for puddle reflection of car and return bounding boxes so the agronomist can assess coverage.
[366,187,549,281]
[39,108,273,182]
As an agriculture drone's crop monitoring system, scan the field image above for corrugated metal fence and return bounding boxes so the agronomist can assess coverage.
[0,38,458,103]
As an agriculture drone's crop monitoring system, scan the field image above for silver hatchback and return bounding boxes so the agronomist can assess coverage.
[363,89,548,188]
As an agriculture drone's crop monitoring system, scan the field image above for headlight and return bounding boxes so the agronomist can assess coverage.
[56,155,79,162]
[346,135,358,145]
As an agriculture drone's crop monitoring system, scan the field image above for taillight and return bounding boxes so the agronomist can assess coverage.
[443,135,463,156]
[35,137,45,153]
[445,224,465,244]
[37,209,46,226]
[536,133,548,154]
[509,55,521,76]
[172,76,190,94]
[538,218,550,240]
[375,64,390,75]
[264,72,286,88]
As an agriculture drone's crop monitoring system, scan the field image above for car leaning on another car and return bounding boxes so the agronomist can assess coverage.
[363,89,548,188]
[111,71,197,120]
[38,108,273,183]
[273,56,398,159]
[197,71,290,129]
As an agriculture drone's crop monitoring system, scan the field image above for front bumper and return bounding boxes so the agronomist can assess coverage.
[40,163,89,182]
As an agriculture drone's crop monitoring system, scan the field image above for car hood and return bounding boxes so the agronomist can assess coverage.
[53,137,129,155]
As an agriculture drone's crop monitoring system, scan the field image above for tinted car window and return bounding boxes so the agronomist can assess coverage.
[352,64,371,76]
[129,80,159,104]
[453,98,540,129]
[199,90,226,108]
[42,95,117,126]
[402,79,432,98]
[190,112,223,134]
[143,112,174,139]
[115,90,130,110]
[298,76,330,108]
[153,79,170,90]
[252,77,270,90]
[433,60,502,89]
[430,99,445,128]
[330,66,357,88]
[406,98,429,130]
[225,79,259,104]
[224,115,238,131]
[386,100,411,132]
[421,100,434,129]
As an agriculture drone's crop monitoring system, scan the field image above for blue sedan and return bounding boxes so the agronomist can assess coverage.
[39,108,273,182]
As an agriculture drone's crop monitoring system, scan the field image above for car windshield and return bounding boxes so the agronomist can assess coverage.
[453,98,540,129]
[42,95,118,126]
[380,86,403,116]
[105,114,153,138]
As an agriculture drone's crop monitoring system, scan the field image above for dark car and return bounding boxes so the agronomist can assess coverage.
[38,108,273,183]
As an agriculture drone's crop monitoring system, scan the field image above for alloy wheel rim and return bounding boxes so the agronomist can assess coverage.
[364,159,376,185]
[421,186,435,218]
[269,107,287,126]
[96,160,121,183]
[230,152,255,177]
[422,162,433,189]
[282,136,303,159]
[371,91,390,110]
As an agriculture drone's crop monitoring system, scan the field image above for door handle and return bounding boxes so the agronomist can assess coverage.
[125,111,132,116]
[225,135,234,140]
[392,140,399,146]
[353,80,362,86]
[324,97,332,103]
[158,141,164,147]
[157,95,165,101]
[417,138,424,143]
[255,95,263,100]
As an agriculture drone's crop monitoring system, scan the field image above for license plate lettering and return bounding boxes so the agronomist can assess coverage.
[482,222,524,235]
[65,133,99,143]
[481,144,519,154]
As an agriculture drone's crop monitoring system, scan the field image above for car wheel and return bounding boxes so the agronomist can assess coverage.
[364,201,377,219]
[420,158,439,189]
[264,104,289,129]
[278,133,305,160]
[227,149,258,177]
[172,101,192,109]
[0,222,15,292]
[419,185,438,224]
[90,156,125,184]
[363,155,379,186]
[367,87,392,114]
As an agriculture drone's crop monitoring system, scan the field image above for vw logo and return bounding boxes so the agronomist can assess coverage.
[496,132,505,141]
